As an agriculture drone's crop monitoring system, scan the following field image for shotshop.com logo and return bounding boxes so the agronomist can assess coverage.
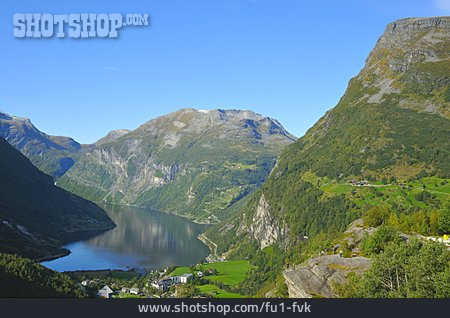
[13,13,149,38]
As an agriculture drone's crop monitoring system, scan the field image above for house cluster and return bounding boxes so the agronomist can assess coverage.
[121,287,140,295]
[150,273,194,292]
[350,180,370,186]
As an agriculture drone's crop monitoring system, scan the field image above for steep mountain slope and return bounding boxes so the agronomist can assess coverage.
[206,17,450,295]
[0,112,93,178]
[0,137,115,260]
[58,108,296,223]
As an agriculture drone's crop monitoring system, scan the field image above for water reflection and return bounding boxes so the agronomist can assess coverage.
[43,205,209,272]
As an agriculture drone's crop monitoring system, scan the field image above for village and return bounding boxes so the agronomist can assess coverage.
[72,261,246,299]
[80,269,200,298]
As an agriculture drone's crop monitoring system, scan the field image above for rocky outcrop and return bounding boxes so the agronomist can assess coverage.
[282,219,373,298]
[283,255,371,298]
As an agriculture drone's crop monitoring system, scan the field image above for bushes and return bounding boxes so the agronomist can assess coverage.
[363,206,390,227]
[360,225,402,256]
[0,253,86,298]
[337,239,450,298]
[414,190,436,203]
[438,208,450,234]
[176,284,198,298]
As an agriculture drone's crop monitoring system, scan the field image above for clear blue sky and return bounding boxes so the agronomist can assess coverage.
[1,0,449,144]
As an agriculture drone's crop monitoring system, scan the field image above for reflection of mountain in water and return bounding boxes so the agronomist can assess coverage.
[87,205,205,259]
[42,205,210,271]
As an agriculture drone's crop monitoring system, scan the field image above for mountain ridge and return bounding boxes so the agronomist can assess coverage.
[0,112,93,178]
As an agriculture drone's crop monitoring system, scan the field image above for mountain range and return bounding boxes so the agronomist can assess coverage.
[57,108,296,223]
[1,108,295,223]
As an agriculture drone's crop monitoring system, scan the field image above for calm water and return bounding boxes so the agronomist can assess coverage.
[42,205,210,272]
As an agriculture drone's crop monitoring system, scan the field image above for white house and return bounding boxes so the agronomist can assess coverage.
[130,287,140,295]
[180,273,193,284]
[97,285,114,298]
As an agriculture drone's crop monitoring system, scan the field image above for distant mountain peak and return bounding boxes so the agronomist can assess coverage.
[135,107,296,143]
[59,107,296,223]
[0,111,90,178]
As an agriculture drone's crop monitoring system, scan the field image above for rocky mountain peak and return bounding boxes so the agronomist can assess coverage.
[348,16,450,117]
[364,16,449,71]
[135,108,296,143]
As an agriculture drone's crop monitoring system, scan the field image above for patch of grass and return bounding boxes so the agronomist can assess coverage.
[170,267,193,277]
[197,284,245,298]
[327,263,352,271]
[199,260,255,286]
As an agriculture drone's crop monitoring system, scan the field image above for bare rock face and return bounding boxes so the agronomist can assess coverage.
[366,17,450,69]
[249,195,284,249]
[283,255,371,298]
[359,17,450,117]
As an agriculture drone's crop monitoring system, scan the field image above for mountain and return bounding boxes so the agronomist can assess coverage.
[0,112,93,178]
[0,137,115,260]
[58,108,296,223]
[205,17,450,295]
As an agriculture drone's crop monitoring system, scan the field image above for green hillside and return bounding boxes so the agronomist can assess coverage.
[0,137,115,260]
[0,253,86,297]
[206,17,450,296]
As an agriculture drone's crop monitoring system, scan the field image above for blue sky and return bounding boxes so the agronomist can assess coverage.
[0,0,449,144]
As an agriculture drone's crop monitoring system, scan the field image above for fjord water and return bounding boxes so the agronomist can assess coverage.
[42,205,209,272]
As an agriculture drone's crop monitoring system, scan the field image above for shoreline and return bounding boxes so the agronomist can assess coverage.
[198,233,222,263]
[100,202,218,225]
[65,268,145,276]
[36,249,71,263]
[39,226,116,264]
